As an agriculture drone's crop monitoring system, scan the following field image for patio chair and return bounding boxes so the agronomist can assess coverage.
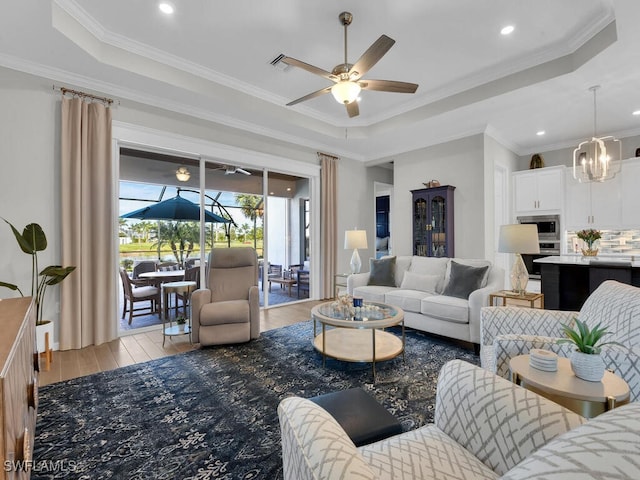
[297,269,309,298]
[119,267,160,324]
[267,264,283,292]
[175,266,201,311]
[158,261,180,271]
[191,247,259,346]
[132,260,157,286]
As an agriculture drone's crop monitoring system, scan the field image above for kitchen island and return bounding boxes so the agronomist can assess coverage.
[534,256,640,310]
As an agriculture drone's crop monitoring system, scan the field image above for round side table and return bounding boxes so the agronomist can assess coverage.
[509,354,630,418]
[161,281,197,346]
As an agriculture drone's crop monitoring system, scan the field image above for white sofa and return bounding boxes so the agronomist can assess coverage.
[347,256,504,348]
[279,359,640,480]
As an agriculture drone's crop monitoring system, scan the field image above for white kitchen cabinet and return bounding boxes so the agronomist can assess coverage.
[513,166,564,214]
[565,171,621,229]
[621,159,640,228]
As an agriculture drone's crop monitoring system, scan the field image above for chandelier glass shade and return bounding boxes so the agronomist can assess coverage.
[572,86,621,183]
[331,81,361,104]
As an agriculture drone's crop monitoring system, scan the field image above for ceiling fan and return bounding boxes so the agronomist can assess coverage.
[282,11,418,118]
[214,165,252,176]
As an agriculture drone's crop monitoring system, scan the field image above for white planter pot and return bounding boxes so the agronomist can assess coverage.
[36,321,54,353]
[570,350,605,382]
[178,324,185,332]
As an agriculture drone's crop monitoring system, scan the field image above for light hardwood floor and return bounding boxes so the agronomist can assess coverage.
[39,300,323,387]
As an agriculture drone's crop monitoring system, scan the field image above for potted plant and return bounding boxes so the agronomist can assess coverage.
[175,315,187,332]
[558,318,618,381]
[0,219,76,350]
[576,228,601,256]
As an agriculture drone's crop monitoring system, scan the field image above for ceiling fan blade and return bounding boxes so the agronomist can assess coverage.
[360,79,418,93]
[346,101,359,118]
[236,167,251,176]
[349,35,395,80]
[286,86,332,106]
[281,56,338,81]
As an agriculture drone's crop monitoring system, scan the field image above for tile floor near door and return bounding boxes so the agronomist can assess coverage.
[40,300,323,386]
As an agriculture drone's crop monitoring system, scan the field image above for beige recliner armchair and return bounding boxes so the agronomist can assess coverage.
[191,247,260,346]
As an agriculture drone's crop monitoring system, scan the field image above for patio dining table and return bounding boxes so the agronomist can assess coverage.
[139,270,186,318]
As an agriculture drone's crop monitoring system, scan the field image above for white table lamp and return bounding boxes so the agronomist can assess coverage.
[344,230,368,274]
[498,224,540,295]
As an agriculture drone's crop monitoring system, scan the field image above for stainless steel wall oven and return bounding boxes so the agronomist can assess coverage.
[517,215,561,279]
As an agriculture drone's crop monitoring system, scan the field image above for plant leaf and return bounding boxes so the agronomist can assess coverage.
[23,223,47,252]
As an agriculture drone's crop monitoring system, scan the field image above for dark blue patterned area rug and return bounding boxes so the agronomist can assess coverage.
[33,321,478,480]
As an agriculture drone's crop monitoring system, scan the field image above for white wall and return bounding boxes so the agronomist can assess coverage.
[389,134,486,258]
[484,133,520,284]
[336,160,392,274]
[0,80,60,323]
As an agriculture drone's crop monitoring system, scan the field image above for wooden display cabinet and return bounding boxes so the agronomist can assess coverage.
[411,185,455,257]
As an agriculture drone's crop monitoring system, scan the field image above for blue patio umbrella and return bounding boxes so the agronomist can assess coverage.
[120,194,231,223]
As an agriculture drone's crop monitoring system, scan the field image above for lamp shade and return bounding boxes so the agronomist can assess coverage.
[331,81,361,104]
[344,230,368,250]
[498,224,540,254]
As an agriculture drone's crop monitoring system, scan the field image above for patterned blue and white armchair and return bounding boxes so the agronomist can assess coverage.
[481,280,640,401]
[278,359,640,479]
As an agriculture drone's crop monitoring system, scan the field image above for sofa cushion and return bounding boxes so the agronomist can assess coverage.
[200,300,249,326]
[444,258,491,288]
[422,295,469,324]
[394,256,413,287]
[408,256,449,292]
[400,271,440,293]
[385,289,434,314]
[442,260,490,299]
[359,424,499,480]
[368,256,396,286]
[353,285,396,303]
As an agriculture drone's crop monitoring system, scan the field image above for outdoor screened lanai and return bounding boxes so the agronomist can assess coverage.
[118,146,314,333]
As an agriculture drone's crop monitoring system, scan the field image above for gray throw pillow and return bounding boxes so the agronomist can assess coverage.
[367,256,396,286]
[441,260,489,299]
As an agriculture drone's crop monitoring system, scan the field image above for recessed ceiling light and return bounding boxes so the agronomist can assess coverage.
[501,25,515,35]
[536,130,545,136]
[633,110,640,116]
[286,187,292,191]
[159,2,174,14]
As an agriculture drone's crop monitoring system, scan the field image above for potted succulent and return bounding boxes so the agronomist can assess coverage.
[0,219,76,351]
[175,315,187,332]
[558,318,618,381]
[576,228,601,256]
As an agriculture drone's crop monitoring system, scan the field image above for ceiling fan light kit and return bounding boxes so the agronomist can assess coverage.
[282,11,418,117]
[175,166,190,182]
[331,81,361,104]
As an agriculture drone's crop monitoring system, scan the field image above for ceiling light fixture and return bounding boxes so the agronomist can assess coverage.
[633,110,640,116]
[573,85,621,183]
[331,81,361,105]
[501,25,515,35]
[158,2,174,15]
[536,130,545,136]
[175,166,190,182]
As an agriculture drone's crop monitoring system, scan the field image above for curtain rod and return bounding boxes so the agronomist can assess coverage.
[54,85,116,105]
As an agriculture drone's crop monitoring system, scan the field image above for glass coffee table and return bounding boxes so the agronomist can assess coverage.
[311,301,405,381]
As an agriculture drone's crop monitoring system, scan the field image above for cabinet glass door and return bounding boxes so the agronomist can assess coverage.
[431,195,447,256]
[414,197,428,256]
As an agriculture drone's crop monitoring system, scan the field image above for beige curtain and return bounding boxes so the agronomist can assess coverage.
[319,152,338,299]
[59,97,116,349]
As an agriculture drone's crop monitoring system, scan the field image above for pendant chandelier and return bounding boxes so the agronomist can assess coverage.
[573,85,621,183]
